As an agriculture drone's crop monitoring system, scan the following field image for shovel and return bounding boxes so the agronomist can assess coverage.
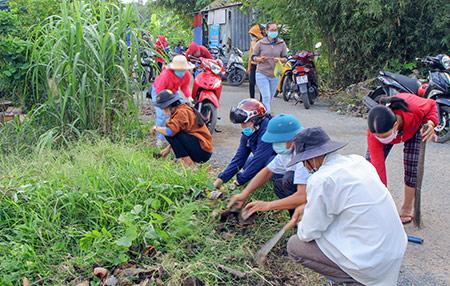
[254,222,292,266]
[413,137,427,228]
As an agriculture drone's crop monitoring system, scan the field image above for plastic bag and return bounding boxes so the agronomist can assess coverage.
[274,60,284,78]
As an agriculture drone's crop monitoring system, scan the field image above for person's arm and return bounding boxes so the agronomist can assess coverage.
[243,184,306,217]
[252,42,265,63]
[227,167,273,209]
[297,180,335,242]
[422,97,439,126]
[235,139,274,185]
[367,131,388,186]
[180,74,191,98]
[218,136,251,184]
[276,42,288,63]
[165,110,189,136]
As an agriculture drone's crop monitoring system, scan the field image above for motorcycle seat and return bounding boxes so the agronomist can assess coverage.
[381,71,420,94]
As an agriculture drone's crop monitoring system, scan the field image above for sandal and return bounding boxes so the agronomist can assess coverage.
[400,214,414,225]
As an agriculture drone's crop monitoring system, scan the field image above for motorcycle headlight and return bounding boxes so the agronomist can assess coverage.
[211,64,222,75]
[442,55,450,70]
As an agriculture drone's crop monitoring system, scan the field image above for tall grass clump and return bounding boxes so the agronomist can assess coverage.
[23,0,146,144]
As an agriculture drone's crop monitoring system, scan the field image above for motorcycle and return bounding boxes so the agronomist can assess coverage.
[190,56,225,134]
[364,54,450,143]
[275,55,296,101]
[210,45,246,86]
[280,42,322,109]
[419,54,450,143]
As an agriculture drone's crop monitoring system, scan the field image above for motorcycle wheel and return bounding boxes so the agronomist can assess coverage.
[282,76,293,102]
[435,106,450,143]
[303,92,311,109]
[309,85,317,105]
[227,69,245,86]
[201,102,218,134]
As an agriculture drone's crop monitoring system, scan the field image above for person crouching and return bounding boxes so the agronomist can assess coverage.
[152,90,213,167]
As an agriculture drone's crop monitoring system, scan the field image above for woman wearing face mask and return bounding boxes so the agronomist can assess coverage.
[150,55,194,146]
[366,93,438,224]
[213,99,275,189]
[248,24,266,99]
[252,22,288,113]
[152,90,212,167]
[227,114,310,217]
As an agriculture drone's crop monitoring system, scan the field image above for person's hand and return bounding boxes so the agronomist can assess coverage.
[186,96,194,107]
[151,126,157,136]
[227,193,248,209]
[242,200,271,219]
[213,178,223,189]
[421,120,437,142]
[256,56,267,63]
[286,204,305,230]
[160,145,171,158]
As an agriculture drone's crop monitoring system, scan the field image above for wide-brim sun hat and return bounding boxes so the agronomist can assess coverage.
[167,55,195,70]
[155,89,181,109]
[262,114,303,143]
[288,127,347,167]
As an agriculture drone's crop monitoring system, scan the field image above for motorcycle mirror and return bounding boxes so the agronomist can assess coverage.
[315,42,322,49]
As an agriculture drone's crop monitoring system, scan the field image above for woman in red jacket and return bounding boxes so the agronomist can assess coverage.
[366,93,438,224]
[185,42,212,60]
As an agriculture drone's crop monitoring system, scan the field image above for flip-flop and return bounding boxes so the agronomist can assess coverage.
[400,215,414,225]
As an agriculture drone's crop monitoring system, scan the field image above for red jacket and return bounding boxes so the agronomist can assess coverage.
[155,35,168,64]
[367,93,438,185]
[185,42,212,59]
[153,67,191,98]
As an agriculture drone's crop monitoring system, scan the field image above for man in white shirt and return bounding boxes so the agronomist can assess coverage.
[227,114,309,217]
[286,127,407,286]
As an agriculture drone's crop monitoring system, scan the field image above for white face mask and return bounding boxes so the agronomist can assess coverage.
[375,128,398,144]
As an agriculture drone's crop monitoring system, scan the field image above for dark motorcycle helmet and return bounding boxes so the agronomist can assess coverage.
[230,99,267,124]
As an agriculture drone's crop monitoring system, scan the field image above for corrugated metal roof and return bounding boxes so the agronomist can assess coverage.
[200,0,242,12]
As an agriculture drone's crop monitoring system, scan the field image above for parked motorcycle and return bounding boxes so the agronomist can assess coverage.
[190,56,225,134]
[419,54,450,143]
[279,42,322,109]
[210,45,246,86]
[364,54,450,143]
[275,55,296,100]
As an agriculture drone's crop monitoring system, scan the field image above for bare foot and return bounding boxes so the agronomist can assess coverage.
[399,208,414,224]
[180,156,196,168]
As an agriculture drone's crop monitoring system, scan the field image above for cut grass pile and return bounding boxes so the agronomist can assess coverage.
[0,139,321,285]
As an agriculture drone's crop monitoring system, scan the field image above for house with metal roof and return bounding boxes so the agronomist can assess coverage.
[195,0,255,52]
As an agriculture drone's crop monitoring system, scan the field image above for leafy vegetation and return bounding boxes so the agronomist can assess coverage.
[244,0,450,87]
[0,138,321,285]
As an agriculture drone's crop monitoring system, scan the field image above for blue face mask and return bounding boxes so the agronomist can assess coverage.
[242,127,254,137]
[174,70,185,78]
[272,142,291,154]
[268,31,278,39]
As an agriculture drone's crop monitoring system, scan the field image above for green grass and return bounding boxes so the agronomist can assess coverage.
[0,139,321,285]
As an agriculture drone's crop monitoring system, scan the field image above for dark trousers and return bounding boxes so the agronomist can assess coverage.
[165,132,211,163]
[249,64,257,99]
[272,171,297,216]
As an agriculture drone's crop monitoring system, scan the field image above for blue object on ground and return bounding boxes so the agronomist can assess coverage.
[407,235,424,244]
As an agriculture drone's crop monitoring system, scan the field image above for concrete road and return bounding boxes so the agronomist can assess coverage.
[211,84,450,286]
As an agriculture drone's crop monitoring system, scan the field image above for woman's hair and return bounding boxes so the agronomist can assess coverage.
[169,100,204,127]
[367,96,410,133]
[379,96,410,112]
[265,22,276,30]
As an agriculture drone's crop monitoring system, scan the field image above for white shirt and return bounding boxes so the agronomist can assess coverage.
[267,153,309,184]
[297,154,407,286]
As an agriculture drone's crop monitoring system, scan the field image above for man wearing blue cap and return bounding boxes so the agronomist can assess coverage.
[227,114,310,217]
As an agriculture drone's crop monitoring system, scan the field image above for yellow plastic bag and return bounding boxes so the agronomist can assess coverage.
[274,60,283,78]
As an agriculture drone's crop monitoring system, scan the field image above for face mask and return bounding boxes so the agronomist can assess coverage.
[174,70,185,78]
[375,128,398,144]
[272,142,291,155]
[268,31,278,39]
[242,127,254,137]
[306,159,319,174]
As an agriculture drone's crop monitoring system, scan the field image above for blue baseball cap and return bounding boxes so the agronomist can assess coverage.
[262,114,303,143]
